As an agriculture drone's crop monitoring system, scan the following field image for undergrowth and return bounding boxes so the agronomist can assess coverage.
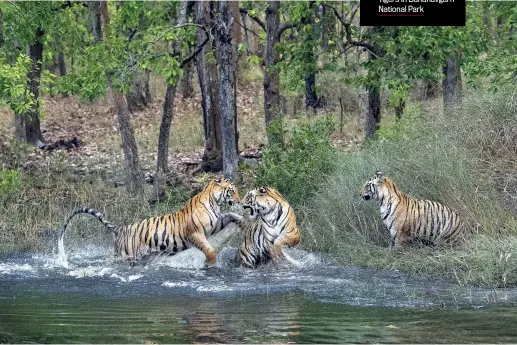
[300,90,517,288]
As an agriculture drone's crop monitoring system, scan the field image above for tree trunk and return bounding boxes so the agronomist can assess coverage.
[180,55,194,99]
[395,99,405,120]
[197,0,223,173]
[57,51,66,76]
[14,28,45,146]
[93,1,143,194]
[90,1,103,44]
[365,85,381,139]
[305,72,318,109]
[0,8,4,49]
[216,1,238,180]
[304,3,318,110]
[264,1,280,130]
[112,86,144,194]
[151,0,188,201]
[180,5,194,99]
[127,69,152,111]
[442,51,462,115]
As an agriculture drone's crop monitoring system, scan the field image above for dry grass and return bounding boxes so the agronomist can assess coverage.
[300,89,517,288]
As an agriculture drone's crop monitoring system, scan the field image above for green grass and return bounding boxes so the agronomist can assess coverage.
[298,90,517,287]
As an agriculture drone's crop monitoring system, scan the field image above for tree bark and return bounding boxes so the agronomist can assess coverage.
[365,84,381,138]
[14,28,45,146]
[57,51,66,76]
[442,51,462,115]
[112,86,144,194]
[180,54,194,99]
[216,1,238,180]
[180,5,194,99]
[151,0,188,201]
[197,0,223,172]
[93,1,143,194]
[264,1,281,129]
[0,8,4,49]
[90,1,103,44]
[395,99,405,120]
[304,3,318,110]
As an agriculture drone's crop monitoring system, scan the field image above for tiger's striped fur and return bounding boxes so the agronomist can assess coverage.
[59,178,242,266]
[238,187,300,268]
[360,171,469,248]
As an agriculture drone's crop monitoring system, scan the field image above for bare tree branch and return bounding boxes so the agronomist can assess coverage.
[276,22,294,41]
[179,24,210,68]
[239,8,265,31]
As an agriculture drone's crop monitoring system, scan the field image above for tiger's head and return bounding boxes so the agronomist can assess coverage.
[360,170,386,201]
[243,187,286,222]
[209,178,241,207]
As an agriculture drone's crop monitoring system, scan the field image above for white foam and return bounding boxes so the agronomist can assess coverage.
[0,263,34,275]
[57,236,69,269]
[108,273,144,283]
[69,266,112,278]
[162,281,195,288]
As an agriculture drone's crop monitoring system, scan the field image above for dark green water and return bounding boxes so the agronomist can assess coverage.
[1,250,517,343]
[2,292,517,343]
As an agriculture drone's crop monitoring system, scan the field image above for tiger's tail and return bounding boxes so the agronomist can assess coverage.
[59,207,119,239]
[57,207,119,268]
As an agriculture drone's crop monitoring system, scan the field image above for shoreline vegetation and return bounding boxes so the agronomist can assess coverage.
[1,87,517,288]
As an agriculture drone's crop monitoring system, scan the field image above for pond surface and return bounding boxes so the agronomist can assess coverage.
[1,246,517,343]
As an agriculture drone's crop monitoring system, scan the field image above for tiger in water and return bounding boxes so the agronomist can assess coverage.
[59,178,243,267]
[360,171,470,248]
[238,187,300,268]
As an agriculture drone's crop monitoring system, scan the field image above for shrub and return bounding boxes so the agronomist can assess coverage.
[255,116,337,206]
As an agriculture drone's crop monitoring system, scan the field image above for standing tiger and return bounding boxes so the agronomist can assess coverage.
[360,171,469,248]
[238,187,300,268]
[59,178,243,267]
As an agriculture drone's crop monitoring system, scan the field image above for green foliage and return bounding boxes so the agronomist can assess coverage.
[255,117,337,206]
[0,169,21,203]
[0,55,35,114]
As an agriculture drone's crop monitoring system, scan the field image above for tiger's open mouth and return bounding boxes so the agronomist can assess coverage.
[243,204,256,219]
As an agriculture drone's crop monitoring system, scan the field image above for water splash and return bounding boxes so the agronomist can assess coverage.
[57,236,69,269]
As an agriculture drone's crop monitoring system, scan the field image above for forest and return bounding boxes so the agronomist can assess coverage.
[1,1,517,288]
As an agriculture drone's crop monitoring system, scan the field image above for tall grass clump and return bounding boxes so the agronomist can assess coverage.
[255,116,337,206]
[301,90,517,287]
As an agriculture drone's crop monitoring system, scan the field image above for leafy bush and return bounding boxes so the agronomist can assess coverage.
[255,116,337,206]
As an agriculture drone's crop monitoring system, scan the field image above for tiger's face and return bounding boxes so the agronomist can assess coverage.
[243,187,280,220]
[360,171,385,201]
[212,178,240,207]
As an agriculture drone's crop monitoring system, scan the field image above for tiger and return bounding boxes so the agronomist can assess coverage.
[238,187,301,268]
[59,178,243,267]
[360,171,469,248]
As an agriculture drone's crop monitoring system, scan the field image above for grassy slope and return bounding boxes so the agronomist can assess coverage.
[300,91,517,287]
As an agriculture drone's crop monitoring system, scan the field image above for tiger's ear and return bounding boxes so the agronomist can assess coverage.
[214,178,222,184]
[375,170,386,183]
[258,187,267,195]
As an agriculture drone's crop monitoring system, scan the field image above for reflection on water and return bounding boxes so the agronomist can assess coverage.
[2,292,517,343]
[1,249,517,343]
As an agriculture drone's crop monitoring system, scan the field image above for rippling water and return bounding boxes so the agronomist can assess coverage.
[1,246,517,343]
